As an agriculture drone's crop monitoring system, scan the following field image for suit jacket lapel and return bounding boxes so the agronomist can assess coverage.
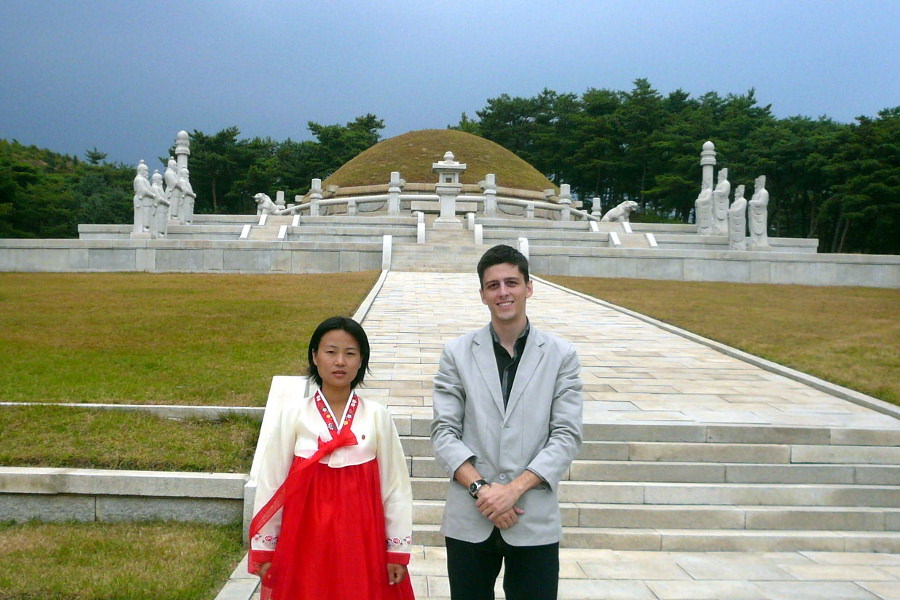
[472,325,506,416]
[504,329,545,420]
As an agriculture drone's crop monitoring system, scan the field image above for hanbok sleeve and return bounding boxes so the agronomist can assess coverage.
[375,404,414,565]
[249,402,299,573]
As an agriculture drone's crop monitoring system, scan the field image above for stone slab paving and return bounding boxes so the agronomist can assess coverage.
[364,271,900,600]
[363,271,899,431]
[234,546,900,600]
[229,270,900,600]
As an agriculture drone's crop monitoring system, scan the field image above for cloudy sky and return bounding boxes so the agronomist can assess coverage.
[1,0,898,165]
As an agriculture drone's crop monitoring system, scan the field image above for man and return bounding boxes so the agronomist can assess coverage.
[431,244,583,600]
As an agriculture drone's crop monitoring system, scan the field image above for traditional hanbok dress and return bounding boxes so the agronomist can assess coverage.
[249,389,415,599]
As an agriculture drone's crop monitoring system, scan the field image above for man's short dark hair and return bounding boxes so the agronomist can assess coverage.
[307,316,371,389]
[477,244,530,287]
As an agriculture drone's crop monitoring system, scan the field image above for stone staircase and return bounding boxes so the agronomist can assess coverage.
[244,216,293,240]
[391,229,487,272]
[399,418,900,553]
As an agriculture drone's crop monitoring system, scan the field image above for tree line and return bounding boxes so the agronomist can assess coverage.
[453,79,899,254]
[0,115,383,239]
[0,79,897,253]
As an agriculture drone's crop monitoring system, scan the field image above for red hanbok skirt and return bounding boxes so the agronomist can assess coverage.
[262,456,415,600]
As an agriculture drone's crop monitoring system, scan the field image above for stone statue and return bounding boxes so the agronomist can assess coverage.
[713,168,730,235]
[748,175,770,249]
[728,184,748,251]
[253,193,280,215]
[131,160,155,238]
[600,200,638,223]
[164,158,181,220]
[150,170,170,238]
[179,167,196,225]
[694,187,714,235]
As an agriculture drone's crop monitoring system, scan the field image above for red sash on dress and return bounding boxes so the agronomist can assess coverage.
[248,391,359,566]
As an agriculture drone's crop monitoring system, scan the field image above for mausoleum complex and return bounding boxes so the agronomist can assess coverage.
[0,128,897,287]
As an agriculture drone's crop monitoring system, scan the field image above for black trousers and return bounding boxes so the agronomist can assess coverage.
[445,528,559,600]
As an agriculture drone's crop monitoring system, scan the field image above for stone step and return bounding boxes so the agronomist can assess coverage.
[401,436,900,467]
[412,478,900,507]
[411,524,900,553]
[408,455,900,485]
[391,243,485,272]
[412,500,900,531]
[403,418,900,447]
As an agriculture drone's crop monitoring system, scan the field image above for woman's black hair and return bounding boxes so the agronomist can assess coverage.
[307,316,370,389]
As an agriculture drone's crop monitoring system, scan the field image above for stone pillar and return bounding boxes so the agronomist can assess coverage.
[700,140,716,192]
[173,132,192,225]
[175,130,190,178]
[275,191,285,211]
[525,202,535,220]
[388,171,402,216]
[482,173,497,217]
[591,197,602,219]
[558,184,572,221]
[309,178,322,216]
[347,198,358,216]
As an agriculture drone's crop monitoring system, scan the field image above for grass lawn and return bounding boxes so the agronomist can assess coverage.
[0,405,259,472]
[0,520,243,600]
[0,271,379,406]
[547,276,900,406]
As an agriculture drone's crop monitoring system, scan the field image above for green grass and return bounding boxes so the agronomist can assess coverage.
[0,520,243,600]
[0,271,379,406]
[325,129,557,191]
[548,276,900,406]
[0,405,259,472]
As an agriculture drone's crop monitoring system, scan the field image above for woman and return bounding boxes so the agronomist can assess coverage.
[249,316,415,599]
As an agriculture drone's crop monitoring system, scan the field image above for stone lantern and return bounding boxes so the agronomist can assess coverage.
[432,151,466,230]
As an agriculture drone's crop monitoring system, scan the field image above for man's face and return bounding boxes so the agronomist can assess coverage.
[480,262,533,325]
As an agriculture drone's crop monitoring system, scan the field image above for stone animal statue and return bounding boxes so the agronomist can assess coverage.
[600,200,639,223]
[254,193,280,216]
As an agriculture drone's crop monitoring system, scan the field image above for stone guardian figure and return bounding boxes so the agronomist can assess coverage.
[150,170,170,238]
[253,193,280,215]
[713,168,730,235]
[600,200,638,223]
[179,167,197,225]
[131,160,155,238]
[694,187,714,235]
[164,158,181,221]
[748,175,770,250]
[728,184,748,251]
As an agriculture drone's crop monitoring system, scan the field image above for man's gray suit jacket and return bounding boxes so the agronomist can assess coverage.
[431,323,583,546]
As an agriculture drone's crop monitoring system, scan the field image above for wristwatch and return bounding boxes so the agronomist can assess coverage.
[468,479,489,499]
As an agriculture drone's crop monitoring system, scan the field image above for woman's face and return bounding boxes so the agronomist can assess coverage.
[312,329,362,391]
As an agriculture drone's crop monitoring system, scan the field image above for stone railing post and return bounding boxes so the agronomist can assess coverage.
[388,171,402,216]
[309,178,322,217]
[482,173,497,217]
[558,183,572,222]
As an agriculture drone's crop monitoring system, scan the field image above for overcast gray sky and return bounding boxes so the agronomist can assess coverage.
[1,0,898,165]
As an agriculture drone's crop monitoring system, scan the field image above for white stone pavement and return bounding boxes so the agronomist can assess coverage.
[227,270,899,600]
[370,272,900,600]
[362,271,899,431]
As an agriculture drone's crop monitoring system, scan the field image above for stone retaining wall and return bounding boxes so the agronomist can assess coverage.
[0,467,247,524]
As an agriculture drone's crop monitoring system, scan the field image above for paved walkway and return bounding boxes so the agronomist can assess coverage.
[365,271,900,600]
[229,270,899,600]
[363,271,898,430]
